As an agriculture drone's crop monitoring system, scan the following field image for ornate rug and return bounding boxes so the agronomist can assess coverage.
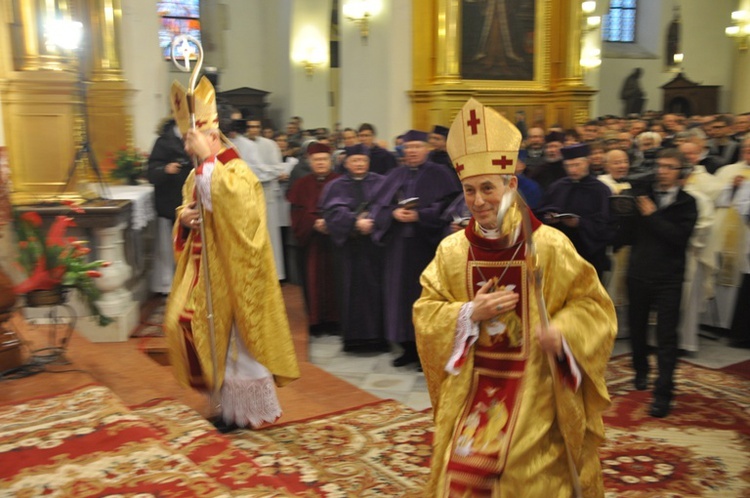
[1,358,748,497]
[133,398,433,497]
[0,385,231,497]
[600,355,750,497]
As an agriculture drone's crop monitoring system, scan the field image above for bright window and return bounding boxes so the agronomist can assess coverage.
[603,0,637,43]
[157,0,201,60]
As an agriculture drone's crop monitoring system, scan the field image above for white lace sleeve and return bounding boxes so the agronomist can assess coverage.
[445,302,480,375]
[195,158,215,212]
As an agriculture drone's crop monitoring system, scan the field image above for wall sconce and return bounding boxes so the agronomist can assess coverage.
[293,27,327,80]
[343,0,382,44]
[302,58,322,78]
[580,47,602,69]
[581,1,601,33]
[294,45,326,79]
[725,10,750,51]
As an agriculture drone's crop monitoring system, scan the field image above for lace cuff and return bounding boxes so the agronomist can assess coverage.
[445,302,480,375]
[195,157,215,212]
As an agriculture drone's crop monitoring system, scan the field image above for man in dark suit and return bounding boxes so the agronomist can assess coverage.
[618,148,698,418]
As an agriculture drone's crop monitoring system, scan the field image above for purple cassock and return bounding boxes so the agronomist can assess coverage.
[538,174,615,277]
[287,172,341,327]
[319,172,389,352]
[370,162,462,344]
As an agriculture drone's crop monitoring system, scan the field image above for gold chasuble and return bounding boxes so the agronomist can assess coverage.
[414,214,616,497]
[164,148,300,392]
[715,167,750,286]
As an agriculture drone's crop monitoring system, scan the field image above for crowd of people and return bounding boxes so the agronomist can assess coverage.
[150,100,750,388]
[147,78,748,494]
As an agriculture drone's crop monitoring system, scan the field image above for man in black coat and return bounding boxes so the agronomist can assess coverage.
[617,148,698,418]
[147,118,193,294]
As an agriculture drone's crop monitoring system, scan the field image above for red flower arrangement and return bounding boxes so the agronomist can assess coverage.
[13,207,113,326]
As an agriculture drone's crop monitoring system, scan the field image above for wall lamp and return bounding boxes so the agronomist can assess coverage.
[725,10,750,51]
[343,0,381,44]
[580,47,602,69]
[302,58,322,78]
[581,1,601,33]
[294,44,326,79]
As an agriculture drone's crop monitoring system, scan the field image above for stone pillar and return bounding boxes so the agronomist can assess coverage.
[79,220,139,342]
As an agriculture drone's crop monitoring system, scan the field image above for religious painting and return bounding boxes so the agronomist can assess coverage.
[461,0,536,81]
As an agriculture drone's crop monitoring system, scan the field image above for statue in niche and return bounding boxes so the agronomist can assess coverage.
[665,6,681,69]
[620,68,645,116]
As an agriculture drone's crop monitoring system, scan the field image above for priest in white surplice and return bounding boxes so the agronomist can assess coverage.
[678,141,722,352]
[710,137,750,329]
[246,116,288,280]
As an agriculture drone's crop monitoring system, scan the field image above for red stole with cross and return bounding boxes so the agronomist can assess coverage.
[445,214,542,497]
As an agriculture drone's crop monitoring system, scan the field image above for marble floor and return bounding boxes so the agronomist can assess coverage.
[309,329,750,412]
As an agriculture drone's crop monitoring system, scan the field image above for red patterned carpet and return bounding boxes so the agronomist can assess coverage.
[600,355,750,497]
[0,356,747,497]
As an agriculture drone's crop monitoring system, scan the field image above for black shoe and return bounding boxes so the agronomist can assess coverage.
[208,415,239,433]
[393,352,418,367]
[416,362,423,372]
[649,397,671,418]
[634,375,648,391]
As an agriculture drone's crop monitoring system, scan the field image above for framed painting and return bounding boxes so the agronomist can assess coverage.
[460,0,537,81]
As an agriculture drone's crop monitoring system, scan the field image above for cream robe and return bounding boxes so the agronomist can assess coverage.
[414,224,616,497]
[164,149,300,392]
[706,162,750,327]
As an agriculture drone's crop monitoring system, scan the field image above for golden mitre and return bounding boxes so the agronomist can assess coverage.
[446,98,522,181]
[170,76,219,136]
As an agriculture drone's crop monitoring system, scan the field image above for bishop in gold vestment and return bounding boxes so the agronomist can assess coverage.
[413,99,616,497]
[163,77,299,429]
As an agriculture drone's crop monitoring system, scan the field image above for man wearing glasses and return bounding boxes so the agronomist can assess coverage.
[617,148,698,418]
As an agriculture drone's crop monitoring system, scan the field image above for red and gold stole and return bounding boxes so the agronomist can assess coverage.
[445,214,541,497]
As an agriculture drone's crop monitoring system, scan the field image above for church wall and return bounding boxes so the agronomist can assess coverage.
[339,0,412,144]
[259,0,293,129]
[730,0,750,113]
[120,0,171,151]
[596,0,736,116]
[288,0,332,130]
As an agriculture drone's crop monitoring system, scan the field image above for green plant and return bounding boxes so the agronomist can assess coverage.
[13,208,113,326]
[108,147,147,183]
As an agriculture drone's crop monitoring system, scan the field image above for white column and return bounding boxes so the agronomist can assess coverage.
[77,222,139,342]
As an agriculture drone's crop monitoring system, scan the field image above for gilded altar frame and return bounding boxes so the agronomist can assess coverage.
[410,0,595,131]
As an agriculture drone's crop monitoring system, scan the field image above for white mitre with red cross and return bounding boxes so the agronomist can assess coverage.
[446,98,522,181]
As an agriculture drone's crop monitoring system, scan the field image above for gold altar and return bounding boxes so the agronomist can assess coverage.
[410,0,596,130]
[0,0,133,205]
